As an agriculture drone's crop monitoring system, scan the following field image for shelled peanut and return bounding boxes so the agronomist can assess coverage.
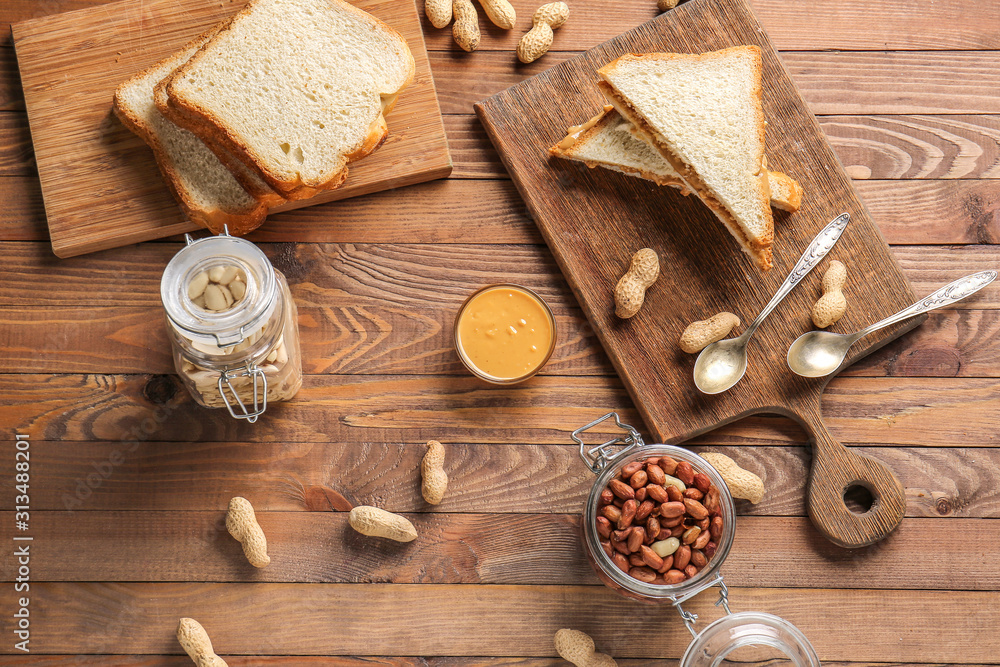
[188,264,247,312]
[596,455,723,585]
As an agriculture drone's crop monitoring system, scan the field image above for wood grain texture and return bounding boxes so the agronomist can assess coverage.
[417,0,1000,52]
[0,242,996,377]
[3,441,996,518]
[1,0,998,660]
[4,0,1000,51]
[823,115,1000,180]
[0,243,996,309]
[8,109,1000,184]
[2,512,995,590]
[13,582,1000,661]
[449,112,1000,182]
[3,373,1000,448]
[0,113,33,176]
[6,305,1000,377]
[5,173,1000,245]
[0,304,604,376]
[477,0,921,547]
[11,0,451,257]
[430,51,1000,116]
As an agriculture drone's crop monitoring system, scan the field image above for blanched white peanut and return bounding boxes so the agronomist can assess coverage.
[229,280,246,301]
[218,266,240,285]
[188,271,209,299]
[191,264,248,312]
[204,284,229,311]
[663,475,686,492]
[651,537,680,557]
[209,266,226,283]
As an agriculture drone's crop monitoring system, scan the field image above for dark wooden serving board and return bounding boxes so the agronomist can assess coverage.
[476,0,924,548]
[12,0,451,258]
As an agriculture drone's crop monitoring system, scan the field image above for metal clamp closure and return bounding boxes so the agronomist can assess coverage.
[671,573,732,639]
[571,412,643,473]
[217,361,268,423]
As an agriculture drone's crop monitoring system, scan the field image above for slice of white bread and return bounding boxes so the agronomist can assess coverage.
[550,106,803,212]
[152,83,286,208]
[597,47,774,271]
[159,0,415,198]
[112,31,269,235]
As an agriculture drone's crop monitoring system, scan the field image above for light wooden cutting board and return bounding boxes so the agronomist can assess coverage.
[476,0,925,548]
[12,0,452,257]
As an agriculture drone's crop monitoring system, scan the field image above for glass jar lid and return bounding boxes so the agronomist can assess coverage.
[161,232,277,348]
[681,612,820,667]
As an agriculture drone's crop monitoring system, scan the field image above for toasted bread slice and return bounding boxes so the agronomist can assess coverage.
[112,31,269,235]
[159,0,415,197]
[597,47,774,270]
[550,107,803,212]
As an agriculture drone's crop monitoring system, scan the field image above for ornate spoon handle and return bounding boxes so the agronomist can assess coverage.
[854,270,997,340]
[745,213,851,337]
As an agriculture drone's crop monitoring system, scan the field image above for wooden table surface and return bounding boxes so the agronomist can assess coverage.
[2,0,1000,663]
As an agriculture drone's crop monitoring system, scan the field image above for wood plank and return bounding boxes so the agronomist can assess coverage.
[4,512,995,590]
[4,305,1000,378]
[7,111,1000,182]
[3,174,997,245]
[0,304,605,376]
[417,0,1000,52]
[822,115,1000,181]
[16,582,1000,661]
[0,178,541,250]
[5,108,996,183]
[430,51,1000,116]
[0,112,33,176]
[0,47,25,110]
[449,112,1000,182]
[1,441,994,519]
[11,0,451,257]
[2,373,999,448]
[0,244,997,309]
[856,180,1000,246]
[0,242,570,308]
[0,177,47,240]
[4,0,1000,51]
[844,308,1000,378]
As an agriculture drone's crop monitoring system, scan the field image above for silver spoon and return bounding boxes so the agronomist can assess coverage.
[787,269,997,378]
[694,212,851,394]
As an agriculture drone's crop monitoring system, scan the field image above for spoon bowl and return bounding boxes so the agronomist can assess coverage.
[786,330,855,378]
[693,336,749,394]
[787,270,997,379]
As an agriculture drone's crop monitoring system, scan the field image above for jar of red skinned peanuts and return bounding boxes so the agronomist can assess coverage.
[573,413,820,667]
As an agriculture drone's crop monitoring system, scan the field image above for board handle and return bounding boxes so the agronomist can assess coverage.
[801,416,906,548]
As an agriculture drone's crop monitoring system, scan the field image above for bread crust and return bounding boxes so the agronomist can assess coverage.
[550,107,690,192]
[552,108,802,212]
[767,170,803,212]
[152,80,286,207]
[112,31,268,236]
[159,0,415,196]
[597,48,774,271]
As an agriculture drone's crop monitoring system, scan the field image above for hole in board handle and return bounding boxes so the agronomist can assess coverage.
[843,483,875,515]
